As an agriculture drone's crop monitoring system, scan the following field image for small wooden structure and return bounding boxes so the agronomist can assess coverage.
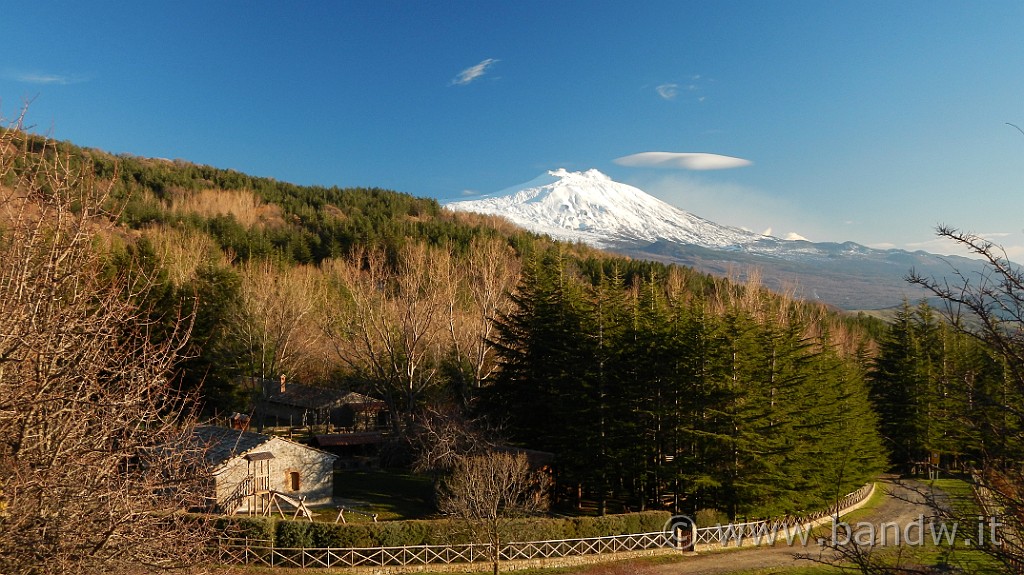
[333,506,378,524]
[311,431,386,463]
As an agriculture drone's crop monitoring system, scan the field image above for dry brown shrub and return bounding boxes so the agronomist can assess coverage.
[143,224,228,286]
[169,187,284,229]
[322,202,348,221]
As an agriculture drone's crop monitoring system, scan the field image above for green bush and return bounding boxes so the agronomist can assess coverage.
[309,522,374,548]
[276,520,313,548]
[636,510,671,532]
[215,516,276,543]
[507,517,568,542]
[694,507,727,528]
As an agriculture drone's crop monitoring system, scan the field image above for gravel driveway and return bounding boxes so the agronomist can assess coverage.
[649,479,939,574]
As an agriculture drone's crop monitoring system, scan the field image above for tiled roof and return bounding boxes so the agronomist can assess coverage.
[259,379,350,409]
[257,379,385,410]
[193,425,274,466]
[194,425,338,468]
[338,392,386,409]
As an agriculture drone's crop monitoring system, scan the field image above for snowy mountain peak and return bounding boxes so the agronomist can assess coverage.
[447,168,764,248]
[551,167,610,182]
[446,169,992,311]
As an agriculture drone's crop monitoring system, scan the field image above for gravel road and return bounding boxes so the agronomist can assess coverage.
[648,479,938,574]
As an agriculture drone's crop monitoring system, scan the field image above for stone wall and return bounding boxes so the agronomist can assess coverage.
[214,435,336,511]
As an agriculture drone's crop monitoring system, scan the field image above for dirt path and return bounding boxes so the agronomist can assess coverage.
[649,479,935,574]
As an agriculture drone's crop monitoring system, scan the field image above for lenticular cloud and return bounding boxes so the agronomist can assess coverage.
[614,152,752,170]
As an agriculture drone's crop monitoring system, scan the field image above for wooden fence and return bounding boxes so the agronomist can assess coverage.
[216,483,874,568]
[216,531,674,569]
[693,482,875,548]
[969,471,1023,573]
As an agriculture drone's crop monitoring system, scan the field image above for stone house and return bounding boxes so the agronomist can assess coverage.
[194,425,337,514]
[250,375,388,431]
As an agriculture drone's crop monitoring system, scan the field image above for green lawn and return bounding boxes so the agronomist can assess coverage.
[332,469,437,521]
[929,478,983,516]
[884,478,1003,573]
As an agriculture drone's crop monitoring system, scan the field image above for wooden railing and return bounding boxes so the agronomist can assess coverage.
[220,475,254,515]
[693,483,875,548]
[216,531,673,569]
[216,482,875,568]
[500,531,673,560]
[969,471,1023,572]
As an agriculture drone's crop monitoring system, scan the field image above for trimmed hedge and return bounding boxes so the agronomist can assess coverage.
[217,511,671,548]
[215,515,276,541]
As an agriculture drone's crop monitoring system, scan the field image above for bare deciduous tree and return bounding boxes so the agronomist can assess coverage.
[232,259,327,381]
[325,244,454,436]
[438,451,550,575]
[446,237,520,396]
[411,406,494,474]
[0,113,212,574]
[907,225,1024,571]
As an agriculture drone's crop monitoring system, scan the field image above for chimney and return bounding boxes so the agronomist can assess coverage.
[279,374,287,394]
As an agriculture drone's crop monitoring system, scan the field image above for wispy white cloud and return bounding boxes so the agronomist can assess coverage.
[655,75,710,102]
[655,83,678,100]
[6,70,88,85]
[450,58,498,86]
[614,151,752,171]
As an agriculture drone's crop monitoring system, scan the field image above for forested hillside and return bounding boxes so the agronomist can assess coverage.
[5,130,892,521]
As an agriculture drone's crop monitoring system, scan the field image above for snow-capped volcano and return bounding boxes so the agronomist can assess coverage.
[447,168,763,249]
[446,168,989,311]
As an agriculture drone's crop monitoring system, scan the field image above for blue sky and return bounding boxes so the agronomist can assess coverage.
[4,2,1024,258]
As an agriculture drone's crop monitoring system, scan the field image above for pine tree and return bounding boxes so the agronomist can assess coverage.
[580,267,631,514]
[801,329,886,511]
[870,301,927,471]
[485,247,594,505]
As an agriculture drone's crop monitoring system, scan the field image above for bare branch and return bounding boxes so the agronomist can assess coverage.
[0,112,213,575]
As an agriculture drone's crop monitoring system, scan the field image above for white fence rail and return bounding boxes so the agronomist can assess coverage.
[500,531,672,560]
[216,482,874,568]
[694,482,874,548]
[216,531,673,568]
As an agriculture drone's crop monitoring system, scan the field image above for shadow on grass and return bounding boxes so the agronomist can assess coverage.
[333,469,436,520]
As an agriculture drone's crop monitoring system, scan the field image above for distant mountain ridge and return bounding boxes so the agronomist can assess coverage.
[447,169,984,310]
